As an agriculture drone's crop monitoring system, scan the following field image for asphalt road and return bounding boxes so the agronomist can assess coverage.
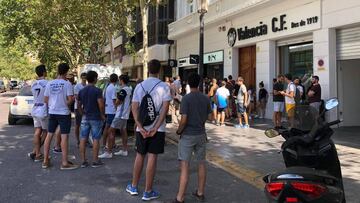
[0,91,264,203]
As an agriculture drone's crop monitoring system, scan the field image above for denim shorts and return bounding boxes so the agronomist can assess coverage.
[106,114,115,125]
[80,119,103,140]
[48,114,71,134]
[237,103,247,114]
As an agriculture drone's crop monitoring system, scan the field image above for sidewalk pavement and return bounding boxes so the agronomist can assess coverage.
[166,119,360,202]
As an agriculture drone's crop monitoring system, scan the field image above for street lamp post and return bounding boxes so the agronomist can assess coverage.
[198,0,208,92]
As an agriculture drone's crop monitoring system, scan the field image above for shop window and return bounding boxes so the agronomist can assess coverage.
[280,42,313,89]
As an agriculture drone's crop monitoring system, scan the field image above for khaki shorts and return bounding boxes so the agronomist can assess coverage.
[111,118,127,129]
[178,134,207,162]
[33,116,48,130]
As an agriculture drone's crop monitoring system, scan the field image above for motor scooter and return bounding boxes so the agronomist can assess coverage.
[263,98,345,203]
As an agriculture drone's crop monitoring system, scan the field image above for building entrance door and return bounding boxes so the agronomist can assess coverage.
[239,46,256,88]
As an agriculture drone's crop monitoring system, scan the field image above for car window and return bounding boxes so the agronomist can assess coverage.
[19,86,33,96]
[0,81,4,85]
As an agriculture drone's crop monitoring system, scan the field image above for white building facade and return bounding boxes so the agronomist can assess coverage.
[168,0,360,126]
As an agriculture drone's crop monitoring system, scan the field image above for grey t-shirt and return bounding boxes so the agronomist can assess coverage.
[237,84,247,104]
[180,92,211,135]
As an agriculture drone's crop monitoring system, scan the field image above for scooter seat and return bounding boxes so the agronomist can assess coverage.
[266,167,338,184]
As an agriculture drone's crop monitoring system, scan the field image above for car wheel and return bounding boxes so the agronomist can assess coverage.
[8,113,17,125]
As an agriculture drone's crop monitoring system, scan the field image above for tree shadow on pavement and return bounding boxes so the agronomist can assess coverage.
[0,119,262,203]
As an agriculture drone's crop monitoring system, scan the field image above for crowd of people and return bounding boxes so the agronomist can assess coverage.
[26,59,322,202]
[27,60,210,202]
[273,73,322,129]
[168,75,270,129]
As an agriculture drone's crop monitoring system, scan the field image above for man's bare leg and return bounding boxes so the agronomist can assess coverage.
[238,113,243,126]
[102,125,110,147]
[79,138,87,162]
[121,128,128,151]
[55,127,61,150]
[197,162,207,195]
[220,112,225,124]
[131,152,145,187]
[43,133,54,164]
[176,161,189,202]
[92,139,100,162]
[243,112,249,126]
[107,127,116,153]
[60,134,69,166]
[75,124,80,146]
[145,153,158,192]
[33,128,42,157]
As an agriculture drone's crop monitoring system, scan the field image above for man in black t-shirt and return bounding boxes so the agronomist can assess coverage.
[307,75,322,113]
[273,75,285,129]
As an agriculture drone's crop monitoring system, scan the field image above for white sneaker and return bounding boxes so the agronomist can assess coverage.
[98,152,113,159]
[114,150,128,157]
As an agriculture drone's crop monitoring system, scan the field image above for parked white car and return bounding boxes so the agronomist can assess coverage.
[8,85,33,125]
[0,80,6,93]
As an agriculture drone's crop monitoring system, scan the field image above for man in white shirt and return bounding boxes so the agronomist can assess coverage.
[173,76,182,93]
[29,65,48,162]
[103,74,132,157]
[214,81,230,126]
[74,72,87,146]
[126,59,171,201]
[280,74,296,127]
[42,63,78,170]
[100,73,118,155]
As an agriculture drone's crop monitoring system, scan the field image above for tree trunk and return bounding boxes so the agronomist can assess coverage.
[108,32,115,66]
[140,0,149,79]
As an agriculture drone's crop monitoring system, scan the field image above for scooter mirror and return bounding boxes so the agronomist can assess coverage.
[325,98,339,110]
[265,129,280,138]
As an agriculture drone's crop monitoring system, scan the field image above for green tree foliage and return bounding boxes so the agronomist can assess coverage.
[0,0,137,78]
[0,36,37,80]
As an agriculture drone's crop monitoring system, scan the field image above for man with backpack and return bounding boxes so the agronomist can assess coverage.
[108,74,132,157]
[126,59,171,201]
[293,77,305,105]
[99,73,118,159]
[280,74,296,128]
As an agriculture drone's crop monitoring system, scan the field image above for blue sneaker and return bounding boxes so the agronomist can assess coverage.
[126,184,139,196]
[234,124,243,129]
[142,190,160,201]
[243,124,250,129]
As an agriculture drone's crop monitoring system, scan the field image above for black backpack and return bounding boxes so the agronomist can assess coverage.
[139,80,162,126]
[294,86,302,105]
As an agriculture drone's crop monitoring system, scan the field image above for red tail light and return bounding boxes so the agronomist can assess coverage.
[12,98,18,105]
[266,182,284,197]
[286,197,299,202]
[291,182,326,198]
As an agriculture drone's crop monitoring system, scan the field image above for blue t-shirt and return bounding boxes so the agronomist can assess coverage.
[216,87,230,108]
[78,85,103,120]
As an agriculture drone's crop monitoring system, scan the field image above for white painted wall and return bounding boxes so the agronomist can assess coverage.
[256,40,276,119]
[337,60,360,126]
